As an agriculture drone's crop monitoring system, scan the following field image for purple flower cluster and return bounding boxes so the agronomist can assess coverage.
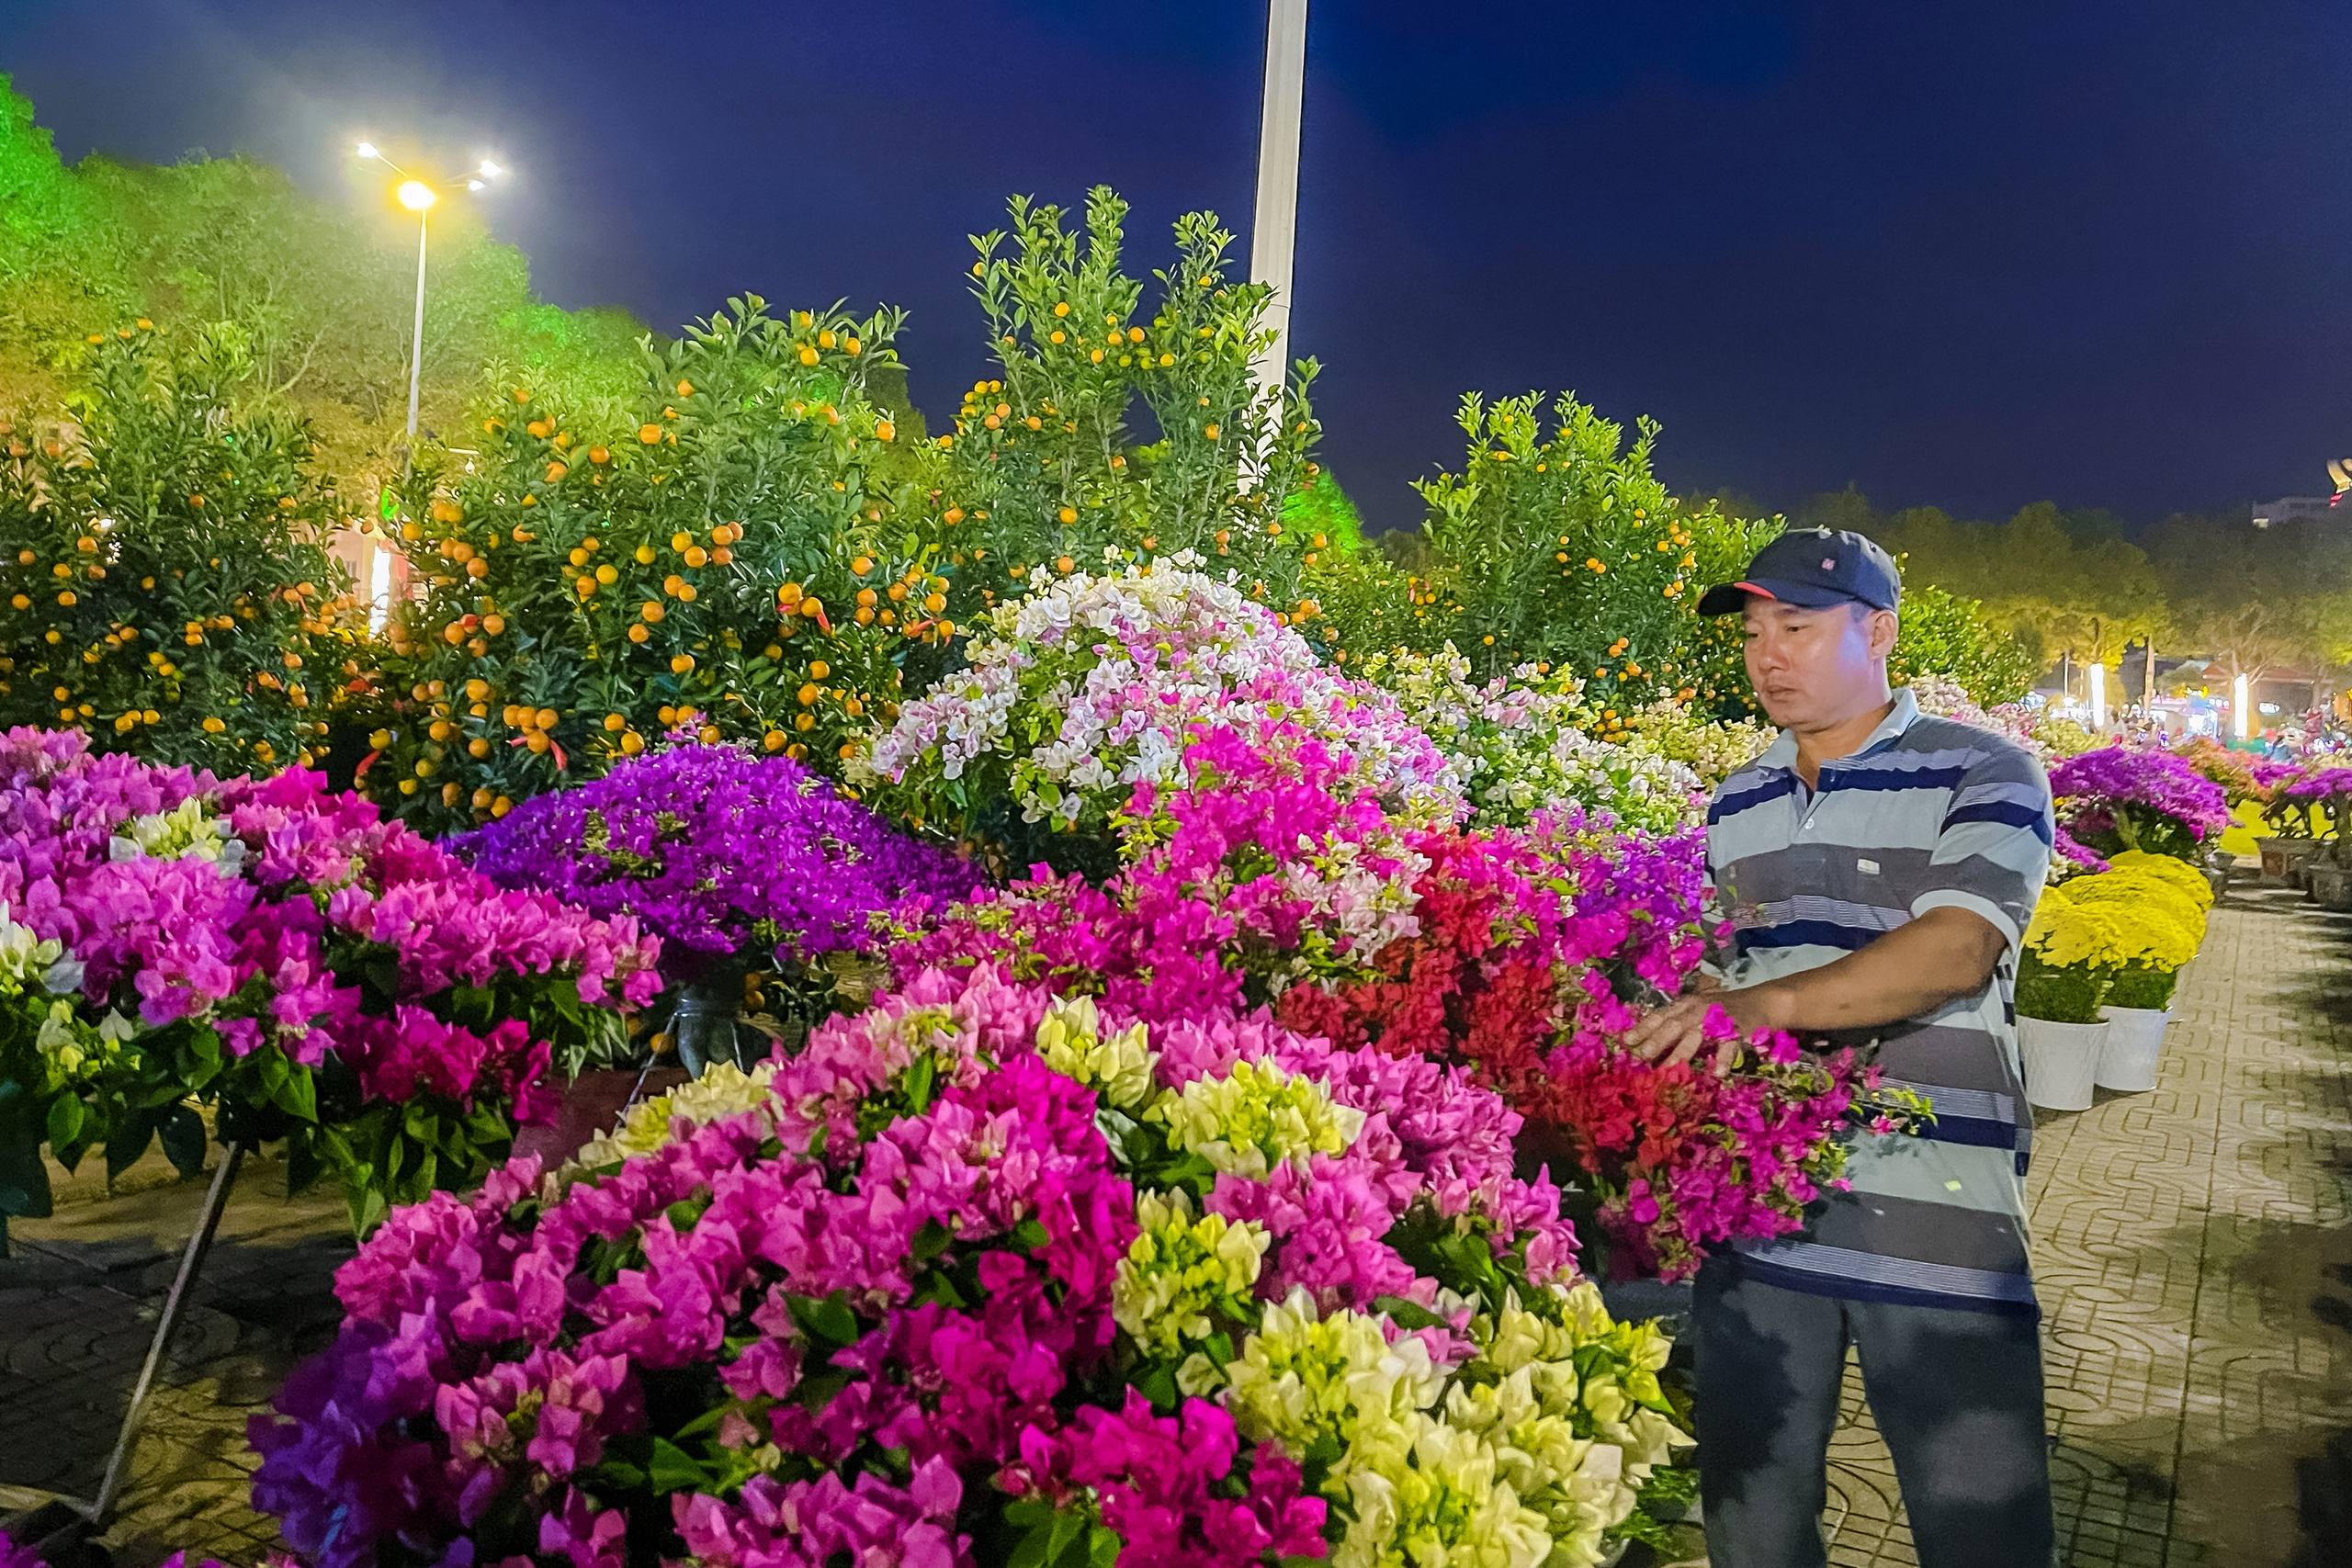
[456,743,981,962]
[251,960,1605,1566]
[2049,744,2230,852]
[2279,763,2352,802]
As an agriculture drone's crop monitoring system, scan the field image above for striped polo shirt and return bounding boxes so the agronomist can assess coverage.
[1706,687,2053,1318]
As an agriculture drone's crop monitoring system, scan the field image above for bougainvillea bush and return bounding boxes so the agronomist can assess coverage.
[1351,647,1702,835]
[250,964,1694,1568]
[853,562,1458,865]
[456,742,981,1041]
[2049,745,2230,863]
[0,727,661,1245]
[903,717,1899,1281]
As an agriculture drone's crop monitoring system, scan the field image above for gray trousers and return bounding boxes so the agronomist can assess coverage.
[1693,1256,2056,1568]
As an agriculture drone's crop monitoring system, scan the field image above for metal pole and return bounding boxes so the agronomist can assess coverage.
[405,209,429,467]
[85,1141,245,1526]
[1248,0,1309,400]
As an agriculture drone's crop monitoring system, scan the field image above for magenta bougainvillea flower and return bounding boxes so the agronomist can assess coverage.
[0,726,660,1242]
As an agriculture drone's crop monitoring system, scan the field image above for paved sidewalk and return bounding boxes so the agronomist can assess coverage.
[1822,886,2352,1566]
[0,1149,353,1568]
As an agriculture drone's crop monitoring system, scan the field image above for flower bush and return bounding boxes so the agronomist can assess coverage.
[0,727,661,1245]
[904,719,1899,1282]
[1608,698,1772,793]
[2177,735,2296,809]
[1352,647,1704,834]
[2064,852,2210,1011]
[2018,883,2131,1023]
[854,563,1458,854]
[455,741,981,1046]
[365,297,946,832]
[249,964,1695,1568]
[2269,762,2352,844]
[2050,745,2229,863]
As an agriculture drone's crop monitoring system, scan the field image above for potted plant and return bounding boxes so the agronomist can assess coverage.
[457,740,981,1099]
[2058,855,2210,1091]
[2016,886,2126,1111]
[2275,765,2352,909]
[2048,746,2231,867]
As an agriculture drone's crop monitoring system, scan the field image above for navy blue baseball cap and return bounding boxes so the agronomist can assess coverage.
[1696,527,1901,617]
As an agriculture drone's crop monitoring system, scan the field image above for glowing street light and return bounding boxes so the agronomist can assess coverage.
[356,141,505,462]
[2234,672,2252,741]
[2089,662,2107,730]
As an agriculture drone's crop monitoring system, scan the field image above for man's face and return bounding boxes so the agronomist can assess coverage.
[1742,598,1896,729]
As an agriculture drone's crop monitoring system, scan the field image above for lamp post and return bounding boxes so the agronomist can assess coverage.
[356,144,504,459]
[2234,672,2252,742]
[1249,0,1309,400]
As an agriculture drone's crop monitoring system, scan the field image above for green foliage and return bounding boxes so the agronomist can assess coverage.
[0,76,650,513]
[2015,950,2109,1024]
[1890,582,2040,706]
[0,325,355,770]
[1314,391,1778,714]
[935,188,1322,618]
[1281,466,1365,556]
[367,296,936,829]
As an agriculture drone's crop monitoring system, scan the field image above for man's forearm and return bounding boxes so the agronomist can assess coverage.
[1729,906,2007,1036]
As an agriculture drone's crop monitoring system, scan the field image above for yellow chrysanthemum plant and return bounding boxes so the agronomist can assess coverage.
[2018,886,2128,1023]
[2022,855,2210,1021]
[2056,857,2209,1012]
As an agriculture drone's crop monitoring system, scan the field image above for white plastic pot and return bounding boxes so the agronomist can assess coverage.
[2095,1007,2171,1093]
[2018,1017,2108,1111]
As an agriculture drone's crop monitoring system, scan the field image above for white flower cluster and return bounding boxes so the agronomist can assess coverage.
[108,797,249,876]
[1034,995,1159,1111]
[1222,1281,1689,1568]
[1357,647,1703,834]
[855,562,1460,831]
[1613,699,1774,791]
[570,1060,780,1172]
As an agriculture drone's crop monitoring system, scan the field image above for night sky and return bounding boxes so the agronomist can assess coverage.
[5,0,2350,533]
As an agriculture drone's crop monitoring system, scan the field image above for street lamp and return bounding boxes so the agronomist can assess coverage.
[2234,673,2252,742]
[356,144,506,460]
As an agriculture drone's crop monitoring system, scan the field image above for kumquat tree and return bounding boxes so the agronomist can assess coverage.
[0,321,358,771]
[363,295,941,829]
[1310,390,1779,723]
[931,186,1327,628]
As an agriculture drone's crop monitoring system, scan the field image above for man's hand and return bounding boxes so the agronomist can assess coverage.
[1627,907,2008,1071]
[1628,984,1780,1071]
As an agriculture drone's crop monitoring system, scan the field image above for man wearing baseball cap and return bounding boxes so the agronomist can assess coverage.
[1630,527,2057,1566]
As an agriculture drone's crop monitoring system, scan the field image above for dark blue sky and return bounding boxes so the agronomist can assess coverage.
[6,0,2350,532]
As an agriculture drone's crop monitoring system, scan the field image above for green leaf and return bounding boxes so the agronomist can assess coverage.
[45,1094,85,1151]
[1087,1526,1122,1568]
[106,1109,158,1180]
[910,1217,953,1262]
[272,1060,318,1122]
[648,1438,712,1494]
[1012,1216,1050,1253]
[788,1292,861,1347]
[903,1053,935,1114]
[158,1103,207,1179]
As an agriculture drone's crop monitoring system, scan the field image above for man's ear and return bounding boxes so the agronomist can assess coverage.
[1867,607,1901,660]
